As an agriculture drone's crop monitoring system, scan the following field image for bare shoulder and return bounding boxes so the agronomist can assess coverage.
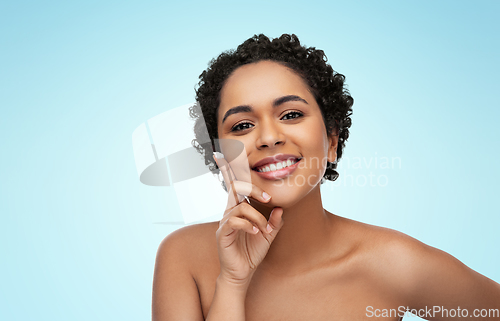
[158,221,218,246]
[156,221,219,265]
[334,215,431,259]
[332,216,448,286]
[334,215,500,306]
[152,221,219,321]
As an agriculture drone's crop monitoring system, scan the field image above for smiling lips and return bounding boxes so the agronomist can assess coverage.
[252,154,302,180]
[255,159,299,173]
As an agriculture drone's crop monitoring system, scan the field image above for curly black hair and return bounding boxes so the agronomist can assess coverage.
[189,33,353,187]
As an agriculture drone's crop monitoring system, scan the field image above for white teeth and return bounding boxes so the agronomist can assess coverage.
[256,159,298,173]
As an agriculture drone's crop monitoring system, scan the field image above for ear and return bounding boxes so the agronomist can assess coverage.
[327,132,339,164]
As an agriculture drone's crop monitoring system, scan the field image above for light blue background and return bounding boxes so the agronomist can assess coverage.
[1,1,498,320]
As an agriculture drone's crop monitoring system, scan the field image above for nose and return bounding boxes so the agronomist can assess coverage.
[255,119,286,150]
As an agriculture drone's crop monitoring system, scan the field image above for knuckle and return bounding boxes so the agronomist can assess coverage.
[226,205,240,216]
[227,216,238,226]
[239,202,252,211]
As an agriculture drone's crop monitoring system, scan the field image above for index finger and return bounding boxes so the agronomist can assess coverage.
[213,152,242,207]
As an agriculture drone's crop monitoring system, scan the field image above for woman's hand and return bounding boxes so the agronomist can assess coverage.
[213,154,284,287]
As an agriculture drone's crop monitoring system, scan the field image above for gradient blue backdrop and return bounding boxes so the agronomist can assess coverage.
[1,1,498,320]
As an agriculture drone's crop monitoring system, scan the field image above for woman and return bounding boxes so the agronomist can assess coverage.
[152,34,500,320]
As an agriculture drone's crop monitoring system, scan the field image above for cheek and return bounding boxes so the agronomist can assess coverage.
[305,126,330,158]
[300,128,330,176]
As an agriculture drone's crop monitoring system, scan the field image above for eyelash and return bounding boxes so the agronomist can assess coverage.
[230,111,304,132]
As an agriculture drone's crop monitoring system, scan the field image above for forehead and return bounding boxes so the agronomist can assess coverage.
[218,60,315,116]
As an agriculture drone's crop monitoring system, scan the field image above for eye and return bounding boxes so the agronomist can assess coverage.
[231,121,254,132]
[281,111,304,121]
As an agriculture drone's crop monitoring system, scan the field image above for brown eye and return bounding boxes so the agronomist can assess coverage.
[281,111,303,120]
[231,122,254,132]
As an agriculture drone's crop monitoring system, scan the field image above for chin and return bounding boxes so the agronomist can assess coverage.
[261,181,320,209]
[250,168,325,208]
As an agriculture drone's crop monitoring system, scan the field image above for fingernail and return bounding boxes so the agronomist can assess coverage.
[253,226,259,234]
[213,152,224,160]
[266,224,273,233]
[262,192,270,201]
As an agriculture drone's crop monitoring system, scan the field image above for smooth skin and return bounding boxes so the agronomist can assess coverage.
[152,61,500,321]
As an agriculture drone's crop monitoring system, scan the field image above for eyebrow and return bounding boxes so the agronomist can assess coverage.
[221,95,308,124]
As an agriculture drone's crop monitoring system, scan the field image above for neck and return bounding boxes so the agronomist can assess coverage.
[250,184,335,275]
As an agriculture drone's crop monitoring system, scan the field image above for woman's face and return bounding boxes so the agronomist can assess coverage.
[217,60,338,208]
